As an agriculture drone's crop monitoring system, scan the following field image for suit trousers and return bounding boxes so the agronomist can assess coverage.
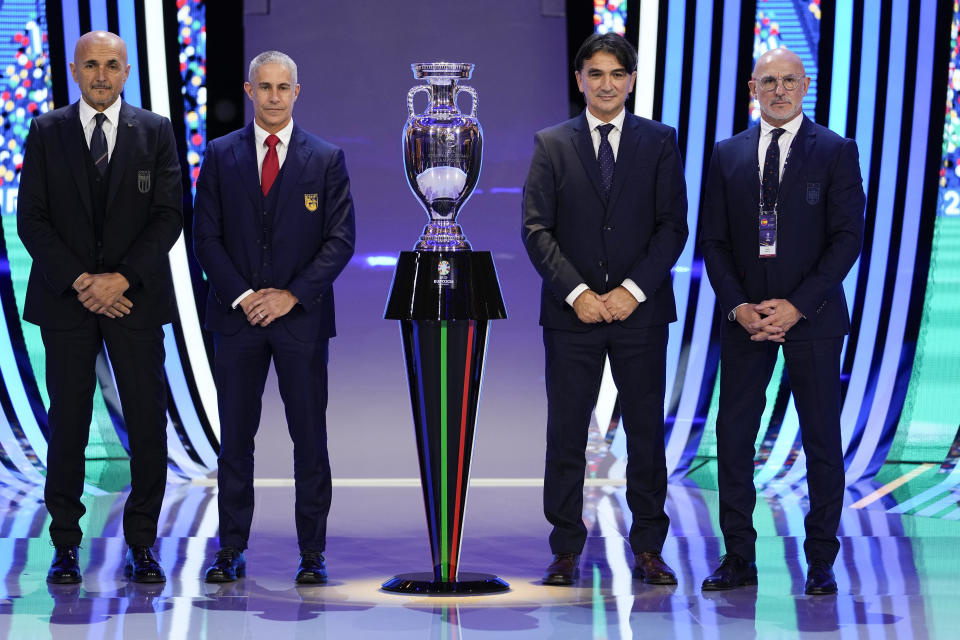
[42,317,167,547]
[543,323,670,555]
[716,332,844,564]
[214,322,331,552]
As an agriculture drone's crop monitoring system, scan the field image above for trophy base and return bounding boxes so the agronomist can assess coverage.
[381,571,509,595]
[417,222,471,252]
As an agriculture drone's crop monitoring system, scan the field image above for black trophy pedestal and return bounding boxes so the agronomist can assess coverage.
[383,251,508,595]
[381,572,510,595]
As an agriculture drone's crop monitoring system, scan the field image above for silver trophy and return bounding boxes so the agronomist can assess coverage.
[403,62,482,251]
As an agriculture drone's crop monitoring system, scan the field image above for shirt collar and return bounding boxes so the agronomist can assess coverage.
[760,111,804,138]
[585,108,627,134]
[254,118,294,149]
[78,97,122,128]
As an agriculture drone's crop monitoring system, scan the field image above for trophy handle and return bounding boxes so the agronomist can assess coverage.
[407,86,431,117]
[455,85,478,118]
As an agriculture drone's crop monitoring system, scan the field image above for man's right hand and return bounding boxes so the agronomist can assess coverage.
[573,290,613,324]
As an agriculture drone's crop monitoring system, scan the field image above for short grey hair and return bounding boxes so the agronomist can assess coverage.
[248,50,298,85]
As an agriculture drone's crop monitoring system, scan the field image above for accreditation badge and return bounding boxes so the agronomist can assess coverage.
[759,209,777,258]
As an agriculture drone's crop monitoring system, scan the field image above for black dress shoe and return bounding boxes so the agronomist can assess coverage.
[47,546,82,584]
[124,546,166,583]
[295,551,328,584]
[702,554,758,591]
[804,561,838,595]
[633,551,678,585]
[204,547,246,583]
[542,553,580,585]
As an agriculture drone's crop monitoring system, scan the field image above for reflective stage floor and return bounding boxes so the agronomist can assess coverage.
[1,478,959,639]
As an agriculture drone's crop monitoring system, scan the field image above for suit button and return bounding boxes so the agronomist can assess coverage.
[262,244,268,249]
[598,260,606,267]
[604,225,613,231]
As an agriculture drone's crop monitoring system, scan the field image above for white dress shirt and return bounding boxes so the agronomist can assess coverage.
[566,108,646,308]
[231,119,296,309]
[253,118,294,179]
[757,111,803,182]
[79,97,122,160]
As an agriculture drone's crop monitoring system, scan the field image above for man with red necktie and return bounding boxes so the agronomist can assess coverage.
[193,50,356,584]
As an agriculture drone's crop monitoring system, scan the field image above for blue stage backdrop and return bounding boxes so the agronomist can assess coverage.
[0,1,956,505]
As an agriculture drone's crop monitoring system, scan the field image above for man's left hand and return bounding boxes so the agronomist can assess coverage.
[750,298,802,340]
[77,273,129,314]
[246,288,299,326]
[600,286,640,322]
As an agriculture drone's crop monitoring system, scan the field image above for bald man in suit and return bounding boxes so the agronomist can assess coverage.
[699,48,864,595]
[18,31,182,584]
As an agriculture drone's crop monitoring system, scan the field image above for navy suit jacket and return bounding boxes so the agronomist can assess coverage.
[699,116,865,340]
[193,123,355,341]
[522,111,688,331]
[17,101,183,330]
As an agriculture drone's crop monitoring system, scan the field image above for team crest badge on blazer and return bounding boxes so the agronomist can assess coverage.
[304,193,319,212]
[806,182,821,205]
[137,170,151,193]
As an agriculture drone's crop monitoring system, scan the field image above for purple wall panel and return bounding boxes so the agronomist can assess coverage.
[243,1,568,479]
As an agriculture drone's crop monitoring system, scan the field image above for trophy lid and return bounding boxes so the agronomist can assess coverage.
[412,62,474,79]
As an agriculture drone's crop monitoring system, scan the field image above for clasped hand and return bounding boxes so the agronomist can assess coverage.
[75,272,132,318]
[736,298,802,342]
[240,288,299,327]
[573,287,639,324]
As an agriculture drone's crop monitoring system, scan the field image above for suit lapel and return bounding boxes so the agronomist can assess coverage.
[571,114,605,202]
[740,125,761,213]
[606,113,641,216]
[105,103,135,215]
[58,102,93,222]
[232,123,263,210]
[781,115,814,190]
[273,125,314,215]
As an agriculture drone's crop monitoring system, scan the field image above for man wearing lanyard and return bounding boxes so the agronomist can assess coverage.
[193,50,356,583]
[699,47,865,594]
[522,33,688,586]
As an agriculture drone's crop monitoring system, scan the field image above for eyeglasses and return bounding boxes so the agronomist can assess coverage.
[753,74,805,92]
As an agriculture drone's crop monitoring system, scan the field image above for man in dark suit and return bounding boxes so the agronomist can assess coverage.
[17,31,182,584]
[522,33,688,585]
[193,50,355,584]
[699,48,864,595]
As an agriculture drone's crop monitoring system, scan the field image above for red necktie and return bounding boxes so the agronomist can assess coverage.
[261,134,280,195]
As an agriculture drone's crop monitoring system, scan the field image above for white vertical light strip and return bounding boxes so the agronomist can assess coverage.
[143,0,220,440]
[634,0,659,119]
[845,0,936,482]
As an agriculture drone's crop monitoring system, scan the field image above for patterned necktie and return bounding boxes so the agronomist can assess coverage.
[761,127,787,209]
[597,123,615,197]
[90,113,108,175]
[261,134,280,195]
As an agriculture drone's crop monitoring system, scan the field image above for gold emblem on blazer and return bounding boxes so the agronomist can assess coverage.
[304,193,319,212]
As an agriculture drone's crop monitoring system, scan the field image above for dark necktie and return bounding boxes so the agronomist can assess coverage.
[597,123,615,197]
[261,134,280,195]
[761,127,786,208]
[90,112,108,175]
